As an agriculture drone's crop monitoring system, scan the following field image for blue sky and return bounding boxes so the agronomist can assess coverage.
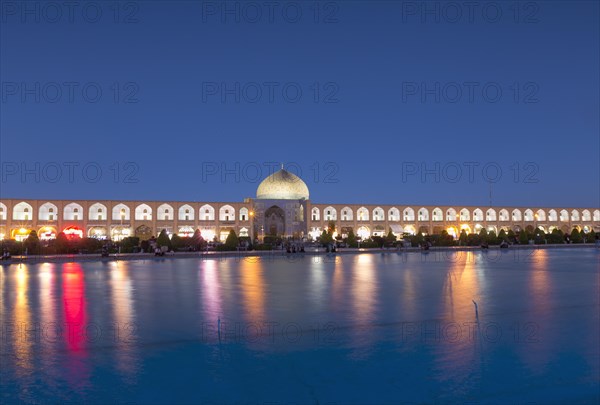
[1,0,598,207]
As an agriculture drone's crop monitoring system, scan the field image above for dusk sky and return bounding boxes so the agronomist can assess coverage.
[1,0,598,207]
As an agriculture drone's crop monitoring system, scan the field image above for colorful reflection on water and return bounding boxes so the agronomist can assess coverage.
[0,249,598,404]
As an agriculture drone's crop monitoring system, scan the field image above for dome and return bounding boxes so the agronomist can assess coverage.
[256,169,309,200]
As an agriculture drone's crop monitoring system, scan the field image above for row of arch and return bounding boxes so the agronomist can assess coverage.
[1,202,249,222]
[310,206,600,223]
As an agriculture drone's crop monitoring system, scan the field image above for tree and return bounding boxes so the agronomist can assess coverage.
[320,229,333,246]
[327,221,336,235]
[585,230,596,243]
[170,233,184,251]
[518,231,529,245]
[346,229,358,247]
[498,229,507,241]
[437,230,455,246]
[224,229,239,250]
[570,228,583,243]
[458,230,467,245]
[192,229,205,250]
[54,231,70,254]
[385,229,397,244]
[156,229,172,250]
[24,230,40,254]
[487,230,498,245]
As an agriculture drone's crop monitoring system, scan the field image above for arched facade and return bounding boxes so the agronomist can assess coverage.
[63,203,83,221]
[89,203,108,221]
[179,204,195,221]
[112,204,130,221]
[135,204,153,221]
[39,202,58,221]
[311,207,320,221]
[324,206,337,221]
[357,207,369,221]
[373,207,384,221]
[219,205,235,221]
[200,204,215,221]
[13,202,33,221]
[157,204,173,221]
[342,207,353,221]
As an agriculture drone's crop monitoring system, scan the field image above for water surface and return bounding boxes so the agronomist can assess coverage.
[1,249,598,404]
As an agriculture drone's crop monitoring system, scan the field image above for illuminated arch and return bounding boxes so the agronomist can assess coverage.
[88,226,108,239]
[459,208,470,221]
[13,201,33,221]
[111,225,131,241]
[499,209,509,221]
[432,208,443,221]
[357,207,369,221]
[403,207,415,222]
[39,202,58,221]
[219,205,235,221]
[89,203,107,221]
[473,208,483,222]
[559,210,569,221]
[179,204,195,221]
[356,226,370,239]
[571,210,580,221]
[548,209,558,221]
[38,226,57,240]
[311,207,320,221]
[418,208,429,221]
[200,204,215,221]
[373,207,384,221]
[593,210,600,222]
[135,204,153,221]
[403,225,416,235]
[239,207,249,221]
[64,203,84,221]
[486,208,496,221]
[0,202,6,220]
[112,204,130,221]
[512,209,522,221]
[388,207,400,221]
[178,226,195,237]
[581,210,591,221]
[446,208,457,221]
[157,203,173,221]
[535,209,546,221]
[524,209,534,222]
[324,206,337,221]
[341,207,353,221]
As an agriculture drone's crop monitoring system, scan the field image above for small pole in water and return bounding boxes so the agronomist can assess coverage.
[217,316,221,342]
[472,300,479,322]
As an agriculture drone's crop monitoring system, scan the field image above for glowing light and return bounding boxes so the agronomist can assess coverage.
[63,226,83,239]
[39,227,56,240]
[178,226,195,237]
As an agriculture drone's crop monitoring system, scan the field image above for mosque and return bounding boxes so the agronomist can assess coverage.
[0,168,598,243]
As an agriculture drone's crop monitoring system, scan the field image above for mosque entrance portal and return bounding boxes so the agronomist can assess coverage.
[264,205,285,236]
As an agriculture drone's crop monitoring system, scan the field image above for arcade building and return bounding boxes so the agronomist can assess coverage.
[1,168,599,243]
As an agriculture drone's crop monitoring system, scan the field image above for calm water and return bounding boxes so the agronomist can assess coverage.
[1,249,598,404]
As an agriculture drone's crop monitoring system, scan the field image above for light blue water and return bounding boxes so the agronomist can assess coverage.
[1,249,598,404]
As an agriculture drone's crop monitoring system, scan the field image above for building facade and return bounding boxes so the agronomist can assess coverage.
[1,169,598,242]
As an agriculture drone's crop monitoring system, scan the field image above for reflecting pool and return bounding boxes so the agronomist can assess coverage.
[1,249,598,404]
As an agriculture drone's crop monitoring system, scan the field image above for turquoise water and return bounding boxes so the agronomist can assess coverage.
[1,249,598,404]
